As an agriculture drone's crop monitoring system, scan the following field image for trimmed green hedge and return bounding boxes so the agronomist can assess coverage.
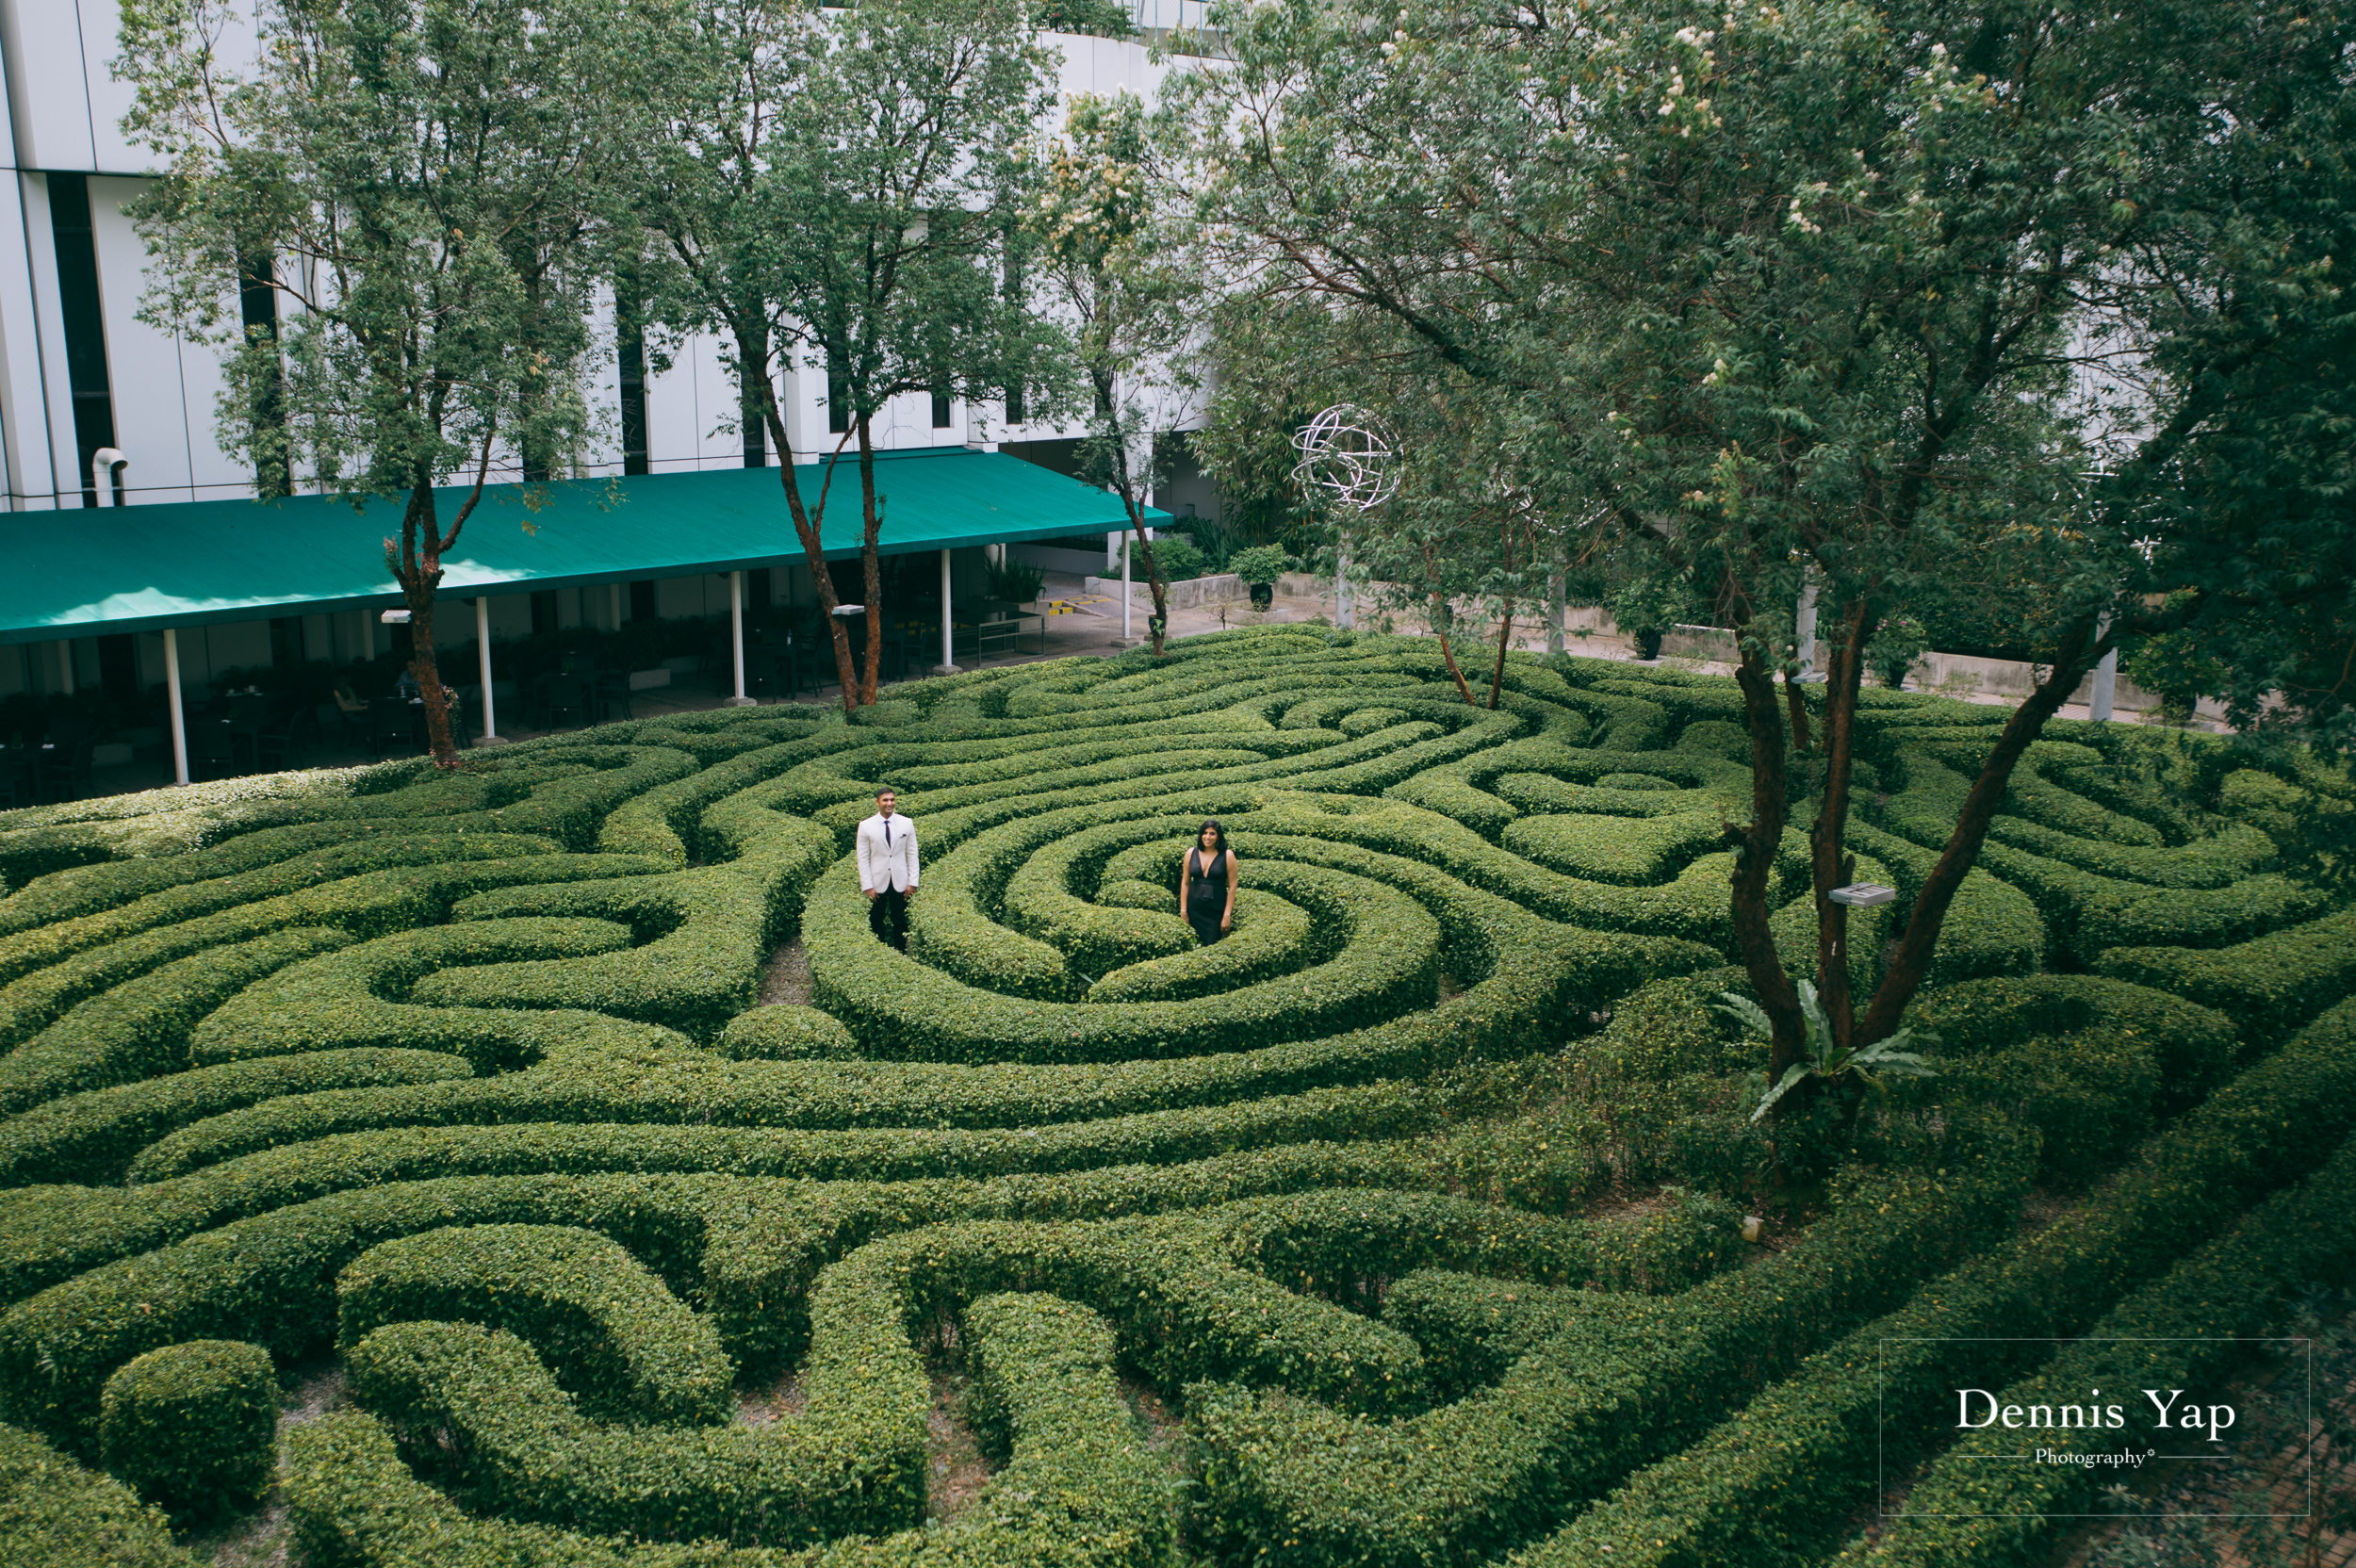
[2097,904,2356,1042]
[98,1338,275,1520]
[0,631,2345,1564]
[0,1047,470,1188]
[336,1223,733,1426]
[1844,1116,2356,1565]
[1520,994,2356,1568]
[0,926,354,1116]
[1186,1129,2035,1568]
[0,1421,188,1567]
[188,918,637,1070]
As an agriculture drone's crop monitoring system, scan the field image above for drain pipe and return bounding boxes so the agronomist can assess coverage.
[91,448,127,508]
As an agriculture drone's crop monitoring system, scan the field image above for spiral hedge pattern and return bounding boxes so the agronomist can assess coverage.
[0,626,2351,1568]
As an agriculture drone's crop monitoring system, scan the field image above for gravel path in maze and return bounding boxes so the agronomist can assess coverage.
[0,626,2351,1568]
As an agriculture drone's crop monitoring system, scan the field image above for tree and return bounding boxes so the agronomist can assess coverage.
[1029,90,1205,655]
[757,0,1059,703]
[1172,0,2356,1134]
[630,0,868,696]
[121,0,642,766]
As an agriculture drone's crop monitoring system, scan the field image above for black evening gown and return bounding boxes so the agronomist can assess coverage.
[1186,847,1230,944]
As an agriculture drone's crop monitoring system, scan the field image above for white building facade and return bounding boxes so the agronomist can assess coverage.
[0,1,1207,699]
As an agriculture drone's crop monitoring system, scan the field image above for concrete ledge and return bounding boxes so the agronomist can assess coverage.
[1083,573,1243,611]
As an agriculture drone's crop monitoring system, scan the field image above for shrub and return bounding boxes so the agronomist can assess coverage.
[98,1339,276,1520]
[335,1224,733,1426]
[1130,534,1204,580]
[0,631,2345,1565]
[0,1422,188,1568]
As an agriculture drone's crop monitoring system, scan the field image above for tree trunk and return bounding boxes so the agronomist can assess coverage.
[1853,613,2110,1044]
[854,418,885,703]
[1432,598,1479,705]
[746,351,861,710]
[1809,596,1873,1052]
[1729,638,1809,1082]
[1486,596,1515,710]
[391,482,460,769]
[1124,509,1170,656]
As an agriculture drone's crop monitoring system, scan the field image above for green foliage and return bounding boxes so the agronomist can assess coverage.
[0,628,2344,1567]
[98,1339,276,1521]
[1128,534,1204,580]
[982,557,1046,604]
[1609,575,1694,640]
[0,1422,188,1568]
[1714,980,1936,1122]
[1032,0,1134,38]
[1228,544,1290,584]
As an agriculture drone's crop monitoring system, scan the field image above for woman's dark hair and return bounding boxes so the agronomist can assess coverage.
[1195,819,1227,855]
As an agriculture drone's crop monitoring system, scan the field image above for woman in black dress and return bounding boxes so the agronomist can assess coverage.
[1179,819,1238,944]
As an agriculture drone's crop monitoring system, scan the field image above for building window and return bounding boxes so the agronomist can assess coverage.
[747,568,772,612]
[1005,383,1023,425]
[932,385,952,429]
[617,284,649,476]
[47,175,116,509]
[630,580,658,622]
[531,591,559,638]
[826,352,850,435]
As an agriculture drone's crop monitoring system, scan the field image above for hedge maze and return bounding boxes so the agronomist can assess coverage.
[0,626,2350,1567]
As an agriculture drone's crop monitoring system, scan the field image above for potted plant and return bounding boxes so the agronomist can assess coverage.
[1229,545,1289,611]
[984,558,1047,611]
[1610,574,1692,661]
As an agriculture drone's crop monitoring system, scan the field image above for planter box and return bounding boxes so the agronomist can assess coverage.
[628,669,672,691]
[91,743,134,767]
[1082,572,1244,612]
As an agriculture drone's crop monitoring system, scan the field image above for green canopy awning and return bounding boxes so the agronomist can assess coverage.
[2,447,1166,644]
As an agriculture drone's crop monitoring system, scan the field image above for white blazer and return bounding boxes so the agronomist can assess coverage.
[856,811,920,893]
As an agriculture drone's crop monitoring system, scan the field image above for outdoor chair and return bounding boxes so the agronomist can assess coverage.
[36,740,94,802]
[590,670,633,723]
[255,709,314,773]
[189,722,240,782]
[538,674,588,731]
[367,700,412,758]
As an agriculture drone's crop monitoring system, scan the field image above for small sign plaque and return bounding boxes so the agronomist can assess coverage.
[1828,883,1897,907]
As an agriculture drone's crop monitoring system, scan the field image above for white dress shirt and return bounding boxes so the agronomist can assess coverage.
[856,811,920,893]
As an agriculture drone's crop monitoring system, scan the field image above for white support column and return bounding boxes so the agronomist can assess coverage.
[934,547,957,675]
[54,641,73,695]
[1121,532,1134,644]
[163,629,189,786]
[728,570,755,704]
[1794,573,1818,676]
[2089,612,2117,722]
[474,597,504,743]
[1334,536,1352,630]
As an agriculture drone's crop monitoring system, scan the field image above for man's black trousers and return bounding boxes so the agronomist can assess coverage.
[870,885,909,951]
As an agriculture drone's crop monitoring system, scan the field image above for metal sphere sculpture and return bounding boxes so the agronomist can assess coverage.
[1291,403,1401,514]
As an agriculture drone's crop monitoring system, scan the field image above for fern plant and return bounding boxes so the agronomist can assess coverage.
[1715,980,1938,1122]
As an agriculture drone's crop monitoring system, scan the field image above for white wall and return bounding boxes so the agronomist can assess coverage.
[0,6,1192,510]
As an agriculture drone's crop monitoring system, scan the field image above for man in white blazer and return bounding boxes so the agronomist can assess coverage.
[856,787,919,951]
